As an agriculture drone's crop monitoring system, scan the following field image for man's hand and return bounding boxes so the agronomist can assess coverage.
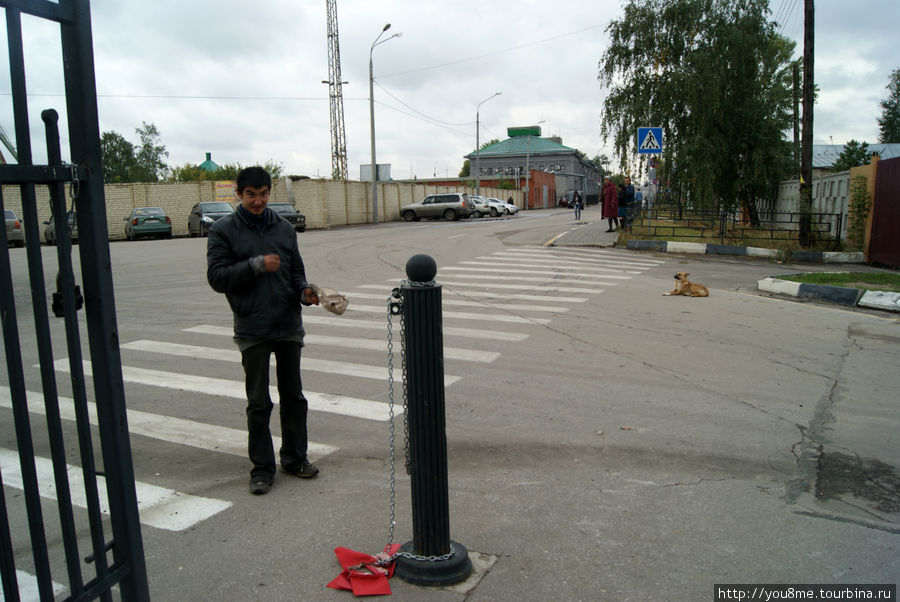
[302,287,320,305]
[263,254,280,272]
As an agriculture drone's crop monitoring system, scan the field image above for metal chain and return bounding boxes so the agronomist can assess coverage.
[385,290,401,553]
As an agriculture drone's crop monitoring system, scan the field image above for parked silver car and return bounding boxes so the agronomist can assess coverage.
[489,197,519,215]
[471,195,506,217]
[400,193,474,221]
[44,211,78,246]
[5,209,25,247]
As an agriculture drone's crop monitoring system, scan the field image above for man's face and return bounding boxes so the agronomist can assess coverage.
[625,177,631,186]
[239,185,270,215]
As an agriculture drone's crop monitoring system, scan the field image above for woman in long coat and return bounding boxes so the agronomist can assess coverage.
[601,177,619,232]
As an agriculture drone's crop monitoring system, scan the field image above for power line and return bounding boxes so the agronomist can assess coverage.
[373,80,473,127]
[378,22,605,79]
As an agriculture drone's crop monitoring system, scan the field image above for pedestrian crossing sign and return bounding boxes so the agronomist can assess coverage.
[638,127,662,154]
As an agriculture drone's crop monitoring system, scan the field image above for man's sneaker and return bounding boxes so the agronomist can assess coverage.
[281,460,319,479]
[249,477,273,495]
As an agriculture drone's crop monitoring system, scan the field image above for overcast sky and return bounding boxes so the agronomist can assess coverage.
[1,1,898,180]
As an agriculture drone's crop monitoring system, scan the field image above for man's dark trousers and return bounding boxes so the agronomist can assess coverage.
[241,339,309,480]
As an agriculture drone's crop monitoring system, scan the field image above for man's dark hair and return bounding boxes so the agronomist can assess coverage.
[236,166,272,193]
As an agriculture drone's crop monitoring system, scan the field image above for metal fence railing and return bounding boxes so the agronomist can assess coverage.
[624,203,843,250]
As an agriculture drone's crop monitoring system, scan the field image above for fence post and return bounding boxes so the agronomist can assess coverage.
[394,254,473,587]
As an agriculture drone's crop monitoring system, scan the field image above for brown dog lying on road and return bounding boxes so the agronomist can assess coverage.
[663,272,709,297]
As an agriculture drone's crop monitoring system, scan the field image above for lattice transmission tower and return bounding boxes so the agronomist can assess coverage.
[325,0,348,180]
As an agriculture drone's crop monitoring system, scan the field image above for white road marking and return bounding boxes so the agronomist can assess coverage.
[119,339,460,386]
[0,386,338,460]
[51,359,397,422]
[0,448,232,532]
[345,303,550,325]
[300,313,531,342]
[182,325,500,363]
[357,284,588,304]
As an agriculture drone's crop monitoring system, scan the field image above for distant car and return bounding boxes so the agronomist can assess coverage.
[188,202,234,237]
[489,197,518,215]
[472,196,506,217]
[124,207,172,240]
[469,197,491,218]
[268,202,306,232]
[400,192,474,221]
[44,211,78,246]
[5,208,25,247]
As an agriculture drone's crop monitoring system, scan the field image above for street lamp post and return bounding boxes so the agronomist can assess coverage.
[475,91,501,196]
[369,23,401,223]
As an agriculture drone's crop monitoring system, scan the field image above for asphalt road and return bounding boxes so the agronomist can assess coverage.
[2,208,898,600]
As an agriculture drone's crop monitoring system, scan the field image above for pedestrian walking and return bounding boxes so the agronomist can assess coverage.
[572,190,583,221]
[601,176,619,231]
[623,176,635,228]
[207,166,321,495]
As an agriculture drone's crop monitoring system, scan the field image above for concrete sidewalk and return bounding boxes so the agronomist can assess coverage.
[545,217,900,313]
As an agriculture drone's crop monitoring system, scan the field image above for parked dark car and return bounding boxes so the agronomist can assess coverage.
[268,202,306,232]
[44,211,78,246]
[124,206,172,240]
[5,208,25,247]
[188,202,234,237]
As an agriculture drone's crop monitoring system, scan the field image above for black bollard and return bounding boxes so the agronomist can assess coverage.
[394,254,472,586]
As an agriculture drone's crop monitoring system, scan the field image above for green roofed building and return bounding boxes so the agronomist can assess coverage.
[465,131,600,203]
[199,152,220,172]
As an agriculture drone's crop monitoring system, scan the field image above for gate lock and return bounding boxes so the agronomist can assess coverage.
[52,271,84,318]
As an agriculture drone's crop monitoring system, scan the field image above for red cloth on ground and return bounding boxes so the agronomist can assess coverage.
[327,545,402,596]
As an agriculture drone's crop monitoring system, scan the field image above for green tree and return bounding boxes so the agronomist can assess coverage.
[169,159,284,182]
[877,68,900,143]
[832,140,870,172]
[100,131,137,183]
[598,0,795,212]
[100,123,168,183]
[133,122,168,181]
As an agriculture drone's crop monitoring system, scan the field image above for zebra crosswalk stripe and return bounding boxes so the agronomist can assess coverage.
[51,359,396,422]
[0,447,232,532]
[119,339,461,386]
[0,386,338,460]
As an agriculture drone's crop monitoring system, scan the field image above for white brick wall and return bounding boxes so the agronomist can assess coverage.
[3,179,521,242]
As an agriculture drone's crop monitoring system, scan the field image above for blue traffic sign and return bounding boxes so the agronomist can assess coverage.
[638,127,662,154]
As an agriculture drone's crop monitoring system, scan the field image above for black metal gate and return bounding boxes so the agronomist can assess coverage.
[1,1,149,600]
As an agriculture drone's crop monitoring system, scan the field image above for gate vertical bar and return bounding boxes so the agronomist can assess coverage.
[59,1,149,597]
[44,107,113,597]
[4,10,54,599]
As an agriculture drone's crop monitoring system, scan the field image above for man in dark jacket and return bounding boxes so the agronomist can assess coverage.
[207,166,320,495]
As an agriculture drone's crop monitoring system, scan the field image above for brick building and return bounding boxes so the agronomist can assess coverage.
[465,128,600,207]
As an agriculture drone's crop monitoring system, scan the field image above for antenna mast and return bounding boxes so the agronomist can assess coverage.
[325,0,348,179]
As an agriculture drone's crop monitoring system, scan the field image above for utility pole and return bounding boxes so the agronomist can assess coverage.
[799,0,814,246]
[793,60,800,180]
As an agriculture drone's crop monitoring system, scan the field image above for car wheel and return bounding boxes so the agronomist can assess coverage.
[125,228,133,241]
[402,210,416,222]
[490,207,499,217]
[443,209,457,221]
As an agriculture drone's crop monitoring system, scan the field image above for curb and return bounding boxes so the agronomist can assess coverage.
[757,276,900,312]
[625,240,864,263]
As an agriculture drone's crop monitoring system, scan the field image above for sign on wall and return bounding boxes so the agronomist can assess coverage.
[215,180,236,203]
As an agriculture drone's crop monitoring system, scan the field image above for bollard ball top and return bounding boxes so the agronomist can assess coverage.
[406,254,437,282]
